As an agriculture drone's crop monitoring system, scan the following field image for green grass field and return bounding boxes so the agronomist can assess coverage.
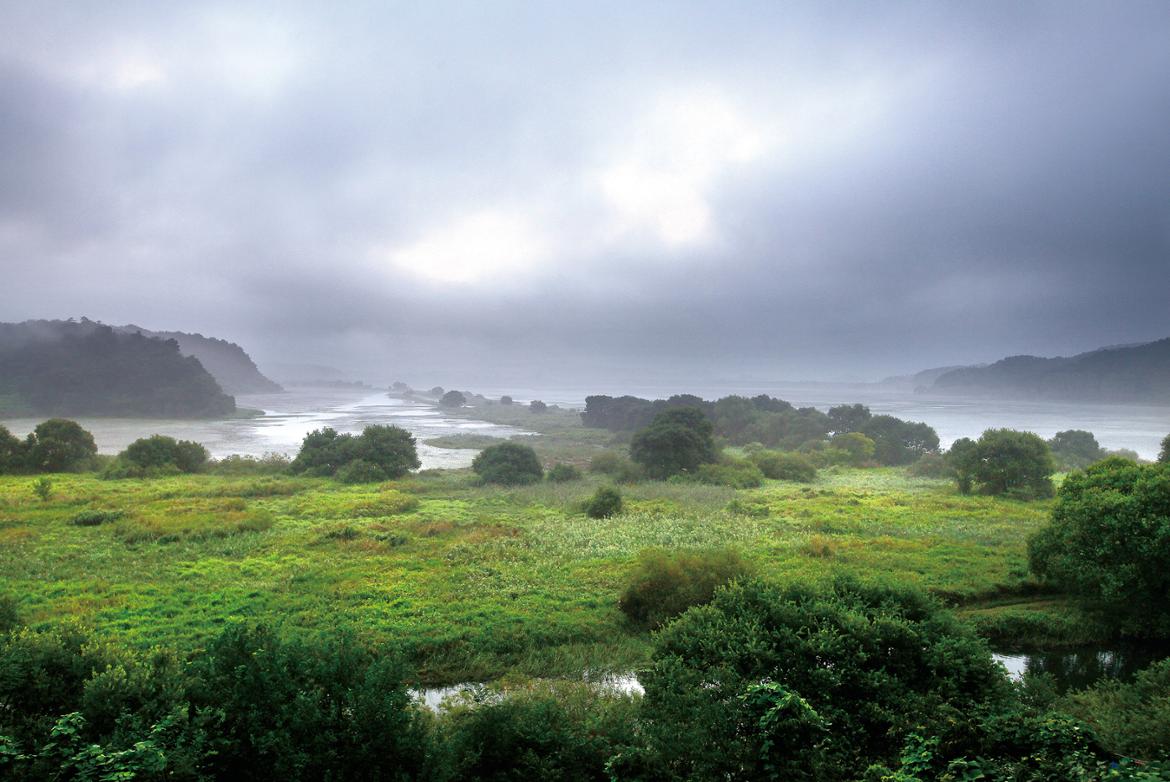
[0,454,1096,685]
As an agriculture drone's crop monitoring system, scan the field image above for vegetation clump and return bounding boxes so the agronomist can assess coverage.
[629,407,716,479]
[546,462,582,482]
[471,442,543,485]
[1159,433,1170,464]
[695,457,765,488]
[749,449,817,482]
[584,486,622,519]
[439,390,467,408]
[588,451,644,483]
[289,425,420,481]
[1029,457,1170,633]
[22,419,98,473]
[70,509,124,526]
[529,399,548,413]
[105,435,209,478]
[617,547,750,628]
[948,428,1055,498]
[1048,429,1107,470]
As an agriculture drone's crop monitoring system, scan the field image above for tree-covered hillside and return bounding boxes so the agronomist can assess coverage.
[118,324,282,394]
[0,320,236,418]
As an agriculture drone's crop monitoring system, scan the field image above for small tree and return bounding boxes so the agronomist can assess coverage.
[1047,430,1105,470]
[1029,458,1170,633]
[529,400,548,413]
[584,486,622,518]
[499,395,513,406]
[439,390,467,408]
[630,407,716,479]
[0,425,25,474]
[289,426,418,479]
[121,435,209,473]
[24,419,97,472]
[1159,433,1169,464]
[546,463,582,482]
[947,429,1054,498]
[472,442,543,485]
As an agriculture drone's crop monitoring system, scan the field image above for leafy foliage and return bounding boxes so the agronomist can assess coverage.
[1048,430,1107,470]
[1059,658,1170,762]
[440,390,467,407]
[632,577,1011,779]
[629,407,716,479]
[695,458,765,488]
[749,450,817,481]
[472,441,543,485]
[1029,458,1170,632]
[1160,434,1170,464]
[585,486,623,519]
[617,547,751,628]
[547,462,582,482]
[289,425,420,479]
[119,434,209,474]
[948,429,1055,498]
[0,425,22,474]
[24,419,97,473]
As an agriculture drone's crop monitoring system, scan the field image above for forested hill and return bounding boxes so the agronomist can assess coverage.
[930,338,1170,403]
[0,320,236,418]
[118,325,282,394]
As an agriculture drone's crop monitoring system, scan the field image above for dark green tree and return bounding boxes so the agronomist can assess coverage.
[1048,429,1105,470]
[629,407,716,479]
[624,577,1009,780]
[529,399,548,413]
[947,429,1054,498]
[121,435,209,473]
[24,419,97,472]
[584,486,622,518]
[827,403,871,435]
[1029,458,1170,633]
[1159,433,1169,464]
[0,424,25,474]
[472,442,543,485]
[289,425,418,479]
[439,390,467,408]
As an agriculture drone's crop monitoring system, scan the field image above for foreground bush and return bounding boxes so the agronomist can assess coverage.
[289,425,420,480]
[472,442,543,485]
[625,577,1011,779]
[617,547,751,629]
[695,458,764,488]
[1029,457,1170,633]
[750,449,817,481]
[584,486,622,519]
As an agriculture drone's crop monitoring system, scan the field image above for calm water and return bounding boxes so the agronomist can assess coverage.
[477,382,1170,460]
[1,388,532,470]
[993,642,1170,691]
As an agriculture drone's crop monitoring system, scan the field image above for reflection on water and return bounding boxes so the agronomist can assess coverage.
[0,389,533,470]
[413,672,644,712]
[994,642,1170,691]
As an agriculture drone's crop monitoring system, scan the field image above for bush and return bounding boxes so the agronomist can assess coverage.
[630,407,716,479]
[120,435,209,474]
[289,425,420,480]
[1160,433,1170,464]
[70,510,124,526]
[440,390,467,408]
[1048,429,1106,471]
[588,451,644,483]
[948,429,1055,498]
[628,577,1010,779]
[438,683,638,782]
[472,442,543,485]
[31,477,52,501]
[830,431,876,465]
[617,547,751,628]
[749,450,816,482]
[1028,458,1170,633]
[907,452,952,479]
[529,399,548,413]
[695,459,764,488]
[584,486,622,519]
[24,419,97,472]
[1059,658,1170,761]
[499,395,513,405]
[0,424,25,474]
[546,463,582,482]
[210,453,292,475]
[335,459,387,484]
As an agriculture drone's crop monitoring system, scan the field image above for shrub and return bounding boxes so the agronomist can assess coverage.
[0,424,25,474]
[830,431,876,465]
[1059,658,1170,761]
[289,425,420,480]
[749,450,816,482]
[24,419,97,473]
[70,509,124,526]
[529,399,548,413]
[1028,458,1170,633]
[472,442,543,485]
[499,395,513,405]
[0,594,18,633]
[546,463,582,482]
[588,452,644,483]
[695,459,764,488]
[630,407,716,479]
[1048,429,1106,471]
[120,435,209,474]
[440,390,467,408]
[31,477,52,501]
[584,486,622,519]
[211,453,292,475]
[438,683,638,782]
[1160,433,1170,464]
[907,452,952,479]
[617,547,751,628]
[948,429,1055,498]
[335,459,387,484]
[628,577,1010,779]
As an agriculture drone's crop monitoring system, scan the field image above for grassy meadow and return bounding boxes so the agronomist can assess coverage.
[0,447,1096,686]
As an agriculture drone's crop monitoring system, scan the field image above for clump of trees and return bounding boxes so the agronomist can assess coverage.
[1159,433,1169,463]
[629,407,716,479]
[0,420,99,474]
[618,547,750,629]
[947,428,1056,498]
[1048,429,1107,470]
[471,442,543,485]
[289,425,420,481]
[528,400,548,413]
[748,450,817,482]
[1029,457,1170,634]
[104,435,209,478]
[439,390,466,408]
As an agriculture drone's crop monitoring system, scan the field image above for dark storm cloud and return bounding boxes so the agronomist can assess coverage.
[1,1,1168,385]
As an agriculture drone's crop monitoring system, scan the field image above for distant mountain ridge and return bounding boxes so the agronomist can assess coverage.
[928,338,1170,403]
[0,319,236,418]
[117,324,282,394]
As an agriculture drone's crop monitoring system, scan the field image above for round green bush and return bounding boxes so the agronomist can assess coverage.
[584,486,622,519]
[749,450,817,482]
[618,547,750,628]
[121,434,209,473]
[546,462,582,482]
[472,442,543,485]
[695,459,764,488]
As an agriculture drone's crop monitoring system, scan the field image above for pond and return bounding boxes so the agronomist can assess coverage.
[993,641,1170,692]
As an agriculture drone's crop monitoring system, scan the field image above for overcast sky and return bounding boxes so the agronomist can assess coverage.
[2,1,1168,385]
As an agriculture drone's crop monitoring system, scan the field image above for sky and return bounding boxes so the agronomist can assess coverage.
[2,1,1169,386]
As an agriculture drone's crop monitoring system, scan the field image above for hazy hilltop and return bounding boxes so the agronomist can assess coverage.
[929,338,1170,403]
[0,319,236,418]
[118,325,282,394]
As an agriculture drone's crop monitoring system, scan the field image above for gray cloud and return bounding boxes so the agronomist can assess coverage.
[2,1,1168,386]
